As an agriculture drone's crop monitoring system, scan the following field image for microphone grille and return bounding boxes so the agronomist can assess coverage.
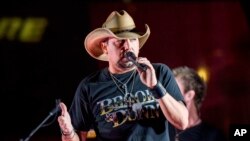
[125,51,136,60]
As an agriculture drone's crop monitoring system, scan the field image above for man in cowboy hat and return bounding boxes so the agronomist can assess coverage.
[57,10,188,141]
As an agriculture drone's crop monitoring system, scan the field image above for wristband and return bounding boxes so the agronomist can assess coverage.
[150,81,167,99]
[61,129,75,139]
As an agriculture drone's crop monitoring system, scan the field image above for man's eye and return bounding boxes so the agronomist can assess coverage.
[114,41,121,46]
[115,40,124,45]
[117,40,123,44]
[130,38,136,41]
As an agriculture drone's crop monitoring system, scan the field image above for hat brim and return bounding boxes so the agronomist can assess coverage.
[84,24,150,61]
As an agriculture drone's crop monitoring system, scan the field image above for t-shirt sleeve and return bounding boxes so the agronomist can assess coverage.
[154,63,185,103]
[68,79,94,131]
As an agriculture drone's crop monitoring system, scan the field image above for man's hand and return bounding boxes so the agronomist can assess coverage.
[137,57,157,88]
[58,102,74,135]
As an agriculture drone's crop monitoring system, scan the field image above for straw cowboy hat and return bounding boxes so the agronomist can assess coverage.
[84,10,150,61]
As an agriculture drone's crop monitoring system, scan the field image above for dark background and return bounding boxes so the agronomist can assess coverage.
[1,0,250,141]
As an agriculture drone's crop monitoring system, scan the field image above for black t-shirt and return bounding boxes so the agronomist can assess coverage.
[170,122,227,141]
[69,63,184,141]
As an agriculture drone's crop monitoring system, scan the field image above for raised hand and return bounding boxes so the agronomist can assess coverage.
[137,57,157,89]
[57,102,74,135]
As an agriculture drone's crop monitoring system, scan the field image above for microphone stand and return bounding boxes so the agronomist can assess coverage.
[20,99,61,141]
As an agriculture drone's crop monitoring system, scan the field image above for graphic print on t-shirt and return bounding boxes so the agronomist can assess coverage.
[97,89,160,127]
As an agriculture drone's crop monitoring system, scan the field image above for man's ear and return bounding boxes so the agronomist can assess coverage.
[101,42,108,54]
[185,90,195,102]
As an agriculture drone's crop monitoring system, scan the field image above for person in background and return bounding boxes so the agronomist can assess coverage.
[57,10,188,141]
[171,66,227,141]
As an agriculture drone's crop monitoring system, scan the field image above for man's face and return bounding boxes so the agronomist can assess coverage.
[175,77,194,108]
[105,37,140,71]
[176,77,190,104]
[175,77,185,97]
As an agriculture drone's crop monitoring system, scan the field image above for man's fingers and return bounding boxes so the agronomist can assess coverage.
[60,102,68,116]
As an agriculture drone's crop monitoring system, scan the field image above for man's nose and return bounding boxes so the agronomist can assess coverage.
[123,39,132,50]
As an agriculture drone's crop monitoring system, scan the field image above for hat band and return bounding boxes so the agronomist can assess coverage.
[114,29,132,34]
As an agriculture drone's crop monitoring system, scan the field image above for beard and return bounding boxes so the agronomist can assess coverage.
[118,57,134,69]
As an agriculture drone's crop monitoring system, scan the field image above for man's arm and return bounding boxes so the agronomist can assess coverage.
[158,94,188,130]
[58,102,88,141]
[136,59,189,130]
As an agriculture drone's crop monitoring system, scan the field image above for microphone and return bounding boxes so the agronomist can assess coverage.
[124,51,148,72]
[49,99,61,116]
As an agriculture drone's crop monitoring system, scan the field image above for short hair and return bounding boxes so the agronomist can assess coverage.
[172,66,207,111]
